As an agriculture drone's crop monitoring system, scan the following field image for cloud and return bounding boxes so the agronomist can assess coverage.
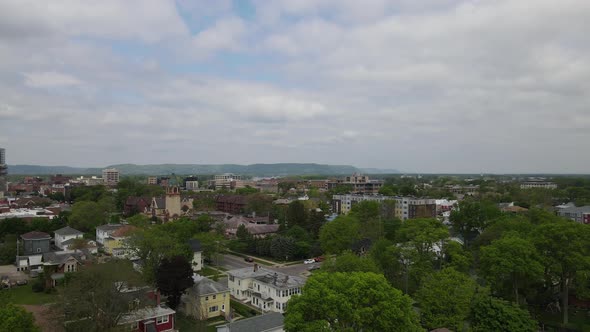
[23,71,82,88]
[191,16,247,56]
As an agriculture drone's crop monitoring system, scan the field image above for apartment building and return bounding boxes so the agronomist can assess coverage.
[520,181,557,189]
[0,148,7,196]
[214,173,243,190]
[227,265,305,313]
[557,205,590,224]
[326,173,383,194]
[394,197,437,221]
[102,168,120,186]
[332,194,395,215]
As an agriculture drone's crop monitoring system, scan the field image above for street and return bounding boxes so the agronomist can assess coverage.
[214,254,320,279]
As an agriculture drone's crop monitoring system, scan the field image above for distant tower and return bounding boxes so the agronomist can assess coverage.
[165,186,182,217]
[0,148,7,196]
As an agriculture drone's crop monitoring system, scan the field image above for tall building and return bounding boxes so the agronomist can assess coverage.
[183,176,199,190]
[214,173,242,190]
[332,194,437,221]
[102,168,120,186]
[326,173,383,194]
[0,148,7,196]
[147,176,157,185]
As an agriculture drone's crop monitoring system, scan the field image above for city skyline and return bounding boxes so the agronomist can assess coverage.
[1,1,589,173]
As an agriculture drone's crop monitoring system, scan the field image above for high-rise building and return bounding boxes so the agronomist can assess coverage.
[102,168,120,186]
[214,173,242,190]
[0,148,7,195]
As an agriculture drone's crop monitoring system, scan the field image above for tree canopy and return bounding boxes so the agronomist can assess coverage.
[285,272,422,332]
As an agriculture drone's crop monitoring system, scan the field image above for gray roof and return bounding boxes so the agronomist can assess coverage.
[96,224,124,232]
[191,276,228,296]
[188,239,202,252]
[558,205,590,213]
[217,312,284,332]
[60,238,78,245]
[54,226,83,236]
[43,251,87,265]
[227,267,305,289]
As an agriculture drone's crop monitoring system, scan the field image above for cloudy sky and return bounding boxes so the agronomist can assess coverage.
[0,0,589,173]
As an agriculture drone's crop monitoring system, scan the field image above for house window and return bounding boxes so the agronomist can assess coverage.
[209,306,218,312]
[205,296,208,301]
[212,295,216,300]
[221,304,225,311]
[229,275,234,282]
[37,248,41,253]
[156,315,169,324]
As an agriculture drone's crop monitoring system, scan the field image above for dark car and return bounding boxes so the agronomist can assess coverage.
[314,256,325,262]
[244,257,254,262]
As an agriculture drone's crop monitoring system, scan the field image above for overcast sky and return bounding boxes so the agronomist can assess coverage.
[0,0,589,173]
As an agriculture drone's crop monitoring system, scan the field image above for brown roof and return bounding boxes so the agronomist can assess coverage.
[111,225,138,238]
[21,231,51,240]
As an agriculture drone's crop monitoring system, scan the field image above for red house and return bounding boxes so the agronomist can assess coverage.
[118,305,177,332]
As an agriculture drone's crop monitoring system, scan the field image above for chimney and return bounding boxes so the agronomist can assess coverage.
[156,290,161,306]
[254,263,258,272]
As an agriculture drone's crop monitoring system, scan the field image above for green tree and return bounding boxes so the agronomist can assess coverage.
[532,220,590,325]
[415,268,477,331]
[322,251,380,273]
[470,292,537,332]
[60,260,145,331]
[192,232,226,265]
[450,200,501,248]
[480,235,543,304]
[285,272,422,332]
[235,186,259,195]
[69,201,108,232]
[0,303,39,331]
[442,241,471,273]
[245,193,273,216]
[396,218,449,259]
[319,215,360,254]
[156,256,194,309]
[287,201,307,229]
[271,236,296,261]
[0,234,20,264]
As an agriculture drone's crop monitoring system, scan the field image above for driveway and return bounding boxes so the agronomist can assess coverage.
[0,264,29,282]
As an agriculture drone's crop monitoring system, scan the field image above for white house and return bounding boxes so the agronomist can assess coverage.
[54,226,84,250]
[227,265,305,313]
[188,239,203,272]
[95,224,124,245]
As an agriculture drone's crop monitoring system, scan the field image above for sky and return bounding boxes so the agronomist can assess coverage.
[0,0,589,173]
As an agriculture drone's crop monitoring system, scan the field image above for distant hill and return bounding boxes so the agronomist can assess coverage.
[8,163,364,176]
[360,168,401,174]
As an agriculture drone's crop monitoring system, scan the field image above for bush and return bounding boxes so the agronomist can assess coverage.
[31,279,45,293]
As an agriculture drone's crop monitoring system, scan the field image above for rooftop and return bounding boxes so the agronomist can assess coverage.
[191,275,228,296]
[54,226,83,236]
[118,305,175,325]
[227,267,305,289]
[21,231,51,240]
[96,223,124,232]
[217,312,284,332]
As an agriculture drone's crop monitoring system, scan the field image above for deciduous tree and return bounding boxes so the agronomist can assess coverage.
[156,256,194,309]
[319,215,360,254]
[285,272,422,332]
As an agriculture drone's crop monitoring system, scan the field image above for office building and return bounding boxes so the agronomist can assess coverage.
[102,168,120,186]
[0,148,7,196]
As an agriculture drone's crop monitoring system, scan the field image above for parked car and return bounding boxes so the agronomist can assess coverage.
[314,256,325,262]
[304,259,316,264]
[16,280,28,286]
[244,257,254,262]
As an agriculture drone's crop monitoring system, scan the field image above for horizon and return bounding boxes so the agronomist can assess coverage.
[1,1,590,173]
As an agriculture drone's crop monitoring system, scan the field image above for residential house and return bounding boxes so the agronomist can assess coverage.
[557,205,590,224]
[104,225,138,258]
[43,250,90,287]
[118,305,178,332]
[188,239,203,272]
[16,231,52,272]
[224,215,279,238]
[96,223,124,246]
[124,196,152,216]
[215,195,247,214]
[54,226,84,250]
[181,275,230,320]
[227,265,305,313]
[216,312,284,332]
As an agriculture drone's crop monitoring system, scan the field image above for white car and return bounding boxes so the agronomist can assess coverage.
[304,259,316,264]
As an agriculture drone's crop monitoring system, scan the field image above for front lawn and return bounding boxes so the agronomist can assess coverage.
[2,284,59,305]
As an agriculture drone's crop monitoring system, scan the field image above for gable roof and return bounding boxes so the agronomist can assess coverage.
[96,224,124,232]
[188,239,201,252]
[111,225,138,238]
[21,231,51,240]
[191,276,228,296]
[54,226,83,236]
[217,312,284,332]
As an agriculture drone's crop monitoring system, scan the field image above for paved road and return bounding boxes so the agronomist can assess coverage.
[215,254,319,279]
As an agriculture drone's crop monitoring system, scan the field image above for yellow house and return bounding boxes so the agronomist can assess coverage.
[181,276,230,320]
[103,225,137,258]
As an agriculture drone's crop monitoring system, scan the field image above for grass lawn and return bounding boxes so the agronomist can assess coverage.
[230,299,261,318]
[3,284,59,305]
